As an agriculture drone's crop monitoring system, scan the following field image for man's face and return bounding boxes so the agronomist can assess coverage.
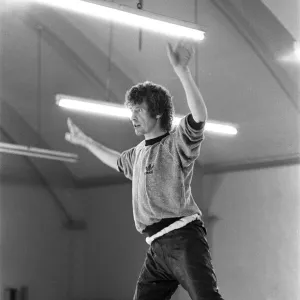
[129,101,158,136]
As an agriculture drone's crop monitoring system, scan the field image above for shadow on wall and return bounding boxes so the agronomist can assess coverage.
[192,168,225,249]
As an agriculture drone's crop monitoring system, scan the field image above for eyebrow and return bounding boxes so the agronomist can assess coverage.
[131,105,144,110]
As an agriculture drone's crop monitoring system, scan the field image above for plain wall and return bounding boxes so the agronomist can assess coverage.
[84,183,148,300]
[0,153,87,300]
[178,164,300,300]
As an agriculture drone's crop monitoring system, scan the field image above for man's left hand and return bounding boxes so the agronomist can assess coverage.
[167,41,195,74]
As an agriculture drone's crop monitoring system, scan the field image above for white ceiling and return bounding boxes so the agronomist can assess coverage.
[262,0,299,40]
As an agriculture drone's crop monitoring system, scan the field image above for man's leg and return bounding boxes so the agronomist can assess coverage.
[134,245,179,300]
[160,221,224,300]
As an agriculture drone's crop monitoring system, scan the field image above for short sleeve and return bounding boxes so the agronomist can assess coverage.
[117,146,136,180]
[174,113,205,168]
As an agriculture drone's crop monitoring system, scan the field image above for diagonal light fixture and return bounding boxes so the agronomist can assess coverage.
[56,94,238,136]
[279,41,300,63]
[0,142,78,163]
[20,0,205,41]
[293,41,300,60]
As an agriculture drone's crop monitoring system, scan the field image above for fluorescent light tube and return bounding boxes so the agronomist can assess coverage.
[294,42,300,60]
[20,0,205,41]
[279,41,300,63]
[58,96,131,118]
[0,142,78,163]
[56,94,238,136]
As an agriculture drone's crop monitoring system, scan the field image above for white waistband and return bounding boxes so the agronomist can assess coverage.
[145,214,201,245]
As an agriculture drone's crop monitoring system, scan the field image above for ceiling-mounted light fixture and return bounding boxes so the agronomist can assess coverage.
[56,94,238,136]
[20,0,205,41]
[279,41,300,63]
[0,142,78,163]
[293,41,300,60]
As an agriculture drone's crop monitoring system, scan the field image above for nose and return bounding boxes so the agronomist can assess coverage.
[130,111,137,122]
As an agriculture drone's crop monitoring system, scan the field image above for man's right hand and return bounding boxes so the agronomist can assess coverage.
[65,118,121,171]
[65,118,90,147]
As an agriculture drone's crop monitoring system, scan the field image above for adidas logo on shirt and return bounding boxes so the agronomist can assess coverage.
[145,163,154,175]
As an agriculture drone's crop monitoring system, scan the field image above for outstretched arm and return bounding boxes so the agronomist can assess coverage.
[65,118,120,171]
[167,42,207,123]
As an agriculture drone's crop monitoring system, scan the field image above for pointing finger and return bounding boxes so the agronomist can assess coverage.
[68,118,80,134]
[67,118,73,131]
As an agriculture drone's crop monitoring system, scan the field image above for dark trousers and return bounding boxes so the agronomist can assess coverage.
[134,220,224,300]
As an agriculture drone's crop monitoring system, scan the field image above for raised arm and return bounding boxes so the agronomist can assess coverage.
[65,118,120,171]
[167,42,207,123]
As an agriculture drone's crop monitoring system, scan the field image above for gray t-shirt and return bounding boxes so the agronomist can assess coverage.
[117,114,205,233]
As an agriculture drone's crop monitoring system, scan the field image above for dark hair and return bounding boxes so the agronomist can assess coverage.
[125,81,174,132]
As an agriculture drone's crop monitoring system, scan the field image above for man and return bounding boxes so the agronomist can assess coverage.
[65,42,224,300]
